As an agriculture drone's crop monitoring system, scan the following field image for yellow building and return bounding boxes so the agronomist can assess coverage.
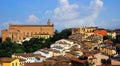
[34,33,50,39]
[71,27,98,38]
[99,44,116,55]
[0,58,20,66]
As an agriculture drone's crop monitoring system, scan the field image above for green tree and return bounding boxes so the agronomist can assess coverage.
[106,35,113,40]
[114,35,120,43]
[51,30,60,42]
[0,28,72,57]
[104,35,115,43]
[51,29,71,42]
[0,37,25,57]
[15,49,24,53]
[59,28,71,39]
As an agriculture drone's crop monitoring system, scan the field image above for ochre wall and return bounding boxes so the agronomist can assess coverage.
[2,59,20,66]
[1,30,8,42]
[2,23,54,42]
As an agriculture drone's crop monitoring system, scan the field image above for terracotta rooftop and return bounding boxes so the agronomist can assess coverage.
[0,58,17,63]
[85,53,95,57]
[43,60,57,66]
[111,60,120,65]
[70,58,87,63]
[14,53,42,57]
[44,56,71,66]
[47,56,70,62]
[23,62,44,66]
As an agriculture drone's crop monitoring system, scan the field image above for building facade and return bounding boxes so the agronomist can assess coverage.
[99,44,116,55]
[0,58,20,66]
[2,19,54,42]
[72,27,98,36]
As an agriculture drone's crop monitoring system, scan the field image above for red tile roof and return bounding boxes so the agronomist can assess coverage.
[23,62,44,66]
[70,58,87,63]
[0,58,17,63]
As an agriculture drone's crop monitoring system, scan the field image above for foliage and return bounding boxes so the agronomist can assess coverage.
[51,28,71,42]
[22,38,53,53]
[0,37,24,58]
[114,35,120,43]
[0,28,71,58]
[104,35,120,44]
[104,35,115,41]
[103,35,117,43]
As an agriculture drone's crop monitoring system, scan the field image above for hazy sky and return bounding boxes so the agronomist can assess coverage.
[0,0,120,31]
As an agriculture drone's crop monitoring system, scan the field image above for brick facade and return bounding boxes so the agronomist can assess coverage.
[1,19,54,42]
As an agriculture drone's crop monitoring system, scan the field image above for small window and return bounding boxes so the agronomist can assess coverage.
[27,32,29,35]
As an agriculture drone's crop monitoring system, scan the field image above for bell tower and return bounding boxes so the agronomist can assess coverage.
[47,19,51,25]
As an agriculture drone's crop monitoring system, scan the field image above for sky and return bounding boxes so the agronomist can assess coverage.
[0,0,120,32]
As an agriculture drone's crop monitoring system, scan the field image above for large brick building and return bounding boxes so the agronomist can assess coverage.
[1,19,54,42]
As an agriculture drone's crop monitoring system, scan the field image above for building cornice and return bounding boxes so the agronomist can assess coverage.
[9,24,54,27]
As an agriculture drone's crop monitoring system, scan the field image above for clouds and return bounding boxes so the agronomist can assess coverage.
[90,0,104,8]
[1,14,40,29]
[26,14,39,23]
[51,0,104,29]
[1,0,105,31]
[1,20,21,30]
[53,0,79,20]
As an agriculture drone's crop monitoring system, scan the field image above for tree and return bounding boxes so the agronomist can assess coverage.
[0,28,72,57]
[51,29,71,42]
[114,35,120,43]
[60,28,71,39]
[104,35,115,43]
[105,35,114,40]
[15,49,24,53]
[52,30,60,42]
[0,37,25,57]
